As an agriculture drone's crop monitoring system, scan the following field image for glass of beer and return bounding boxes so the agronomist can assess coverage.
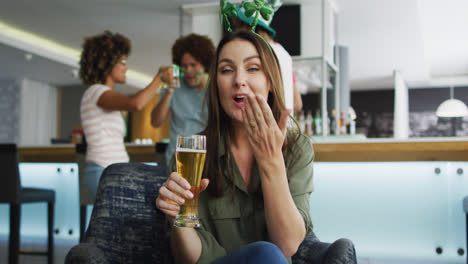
[169,64,180,89]
[161,64,180,90]
[163,64,180,89]
[173,135,206,228]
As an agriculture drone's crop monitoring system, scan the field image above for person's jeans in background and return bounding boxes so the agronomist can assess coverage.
[84,162,105,201]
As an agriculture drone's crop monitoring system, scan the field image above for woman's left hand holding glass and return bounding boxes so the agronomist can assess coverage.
[242,94,291,167]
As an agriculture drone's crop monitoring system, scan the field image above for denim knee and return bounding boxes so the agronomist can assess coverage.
[213,241,288,264]
[245,241,288,264]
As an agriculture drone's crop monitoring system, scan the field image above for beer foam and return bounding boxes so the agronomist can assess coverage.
[176,148,206,153]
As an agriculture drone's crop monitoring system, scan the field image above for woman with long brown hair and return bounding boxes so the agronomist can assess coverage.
[155,30,314,264]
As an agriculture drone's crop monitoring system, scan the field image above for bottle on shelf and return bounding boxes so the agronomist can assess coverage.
[298,111,305,134]
[314,110,322,136]
[305,111,313,136]
[339,111,346,135]
[349,110,356,135]
[330,109,336,135]
[349,119,356,135]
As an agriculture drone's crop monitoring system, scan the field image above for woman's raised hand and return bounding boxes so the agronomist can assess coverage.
[155,172,209,223]
[242,94,291,164]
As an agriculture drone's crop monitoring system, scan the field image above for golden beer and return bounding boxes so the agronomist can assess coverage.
[174,148,206,228]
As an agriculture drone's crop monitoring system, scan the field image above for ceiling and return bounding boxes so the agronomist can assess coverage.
[336,0,468,90]
[0,42,79,87]
[1,0,468,91]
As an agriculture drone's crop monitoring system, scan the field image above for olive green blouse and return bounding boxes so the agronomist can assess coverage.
[169,133,314,264]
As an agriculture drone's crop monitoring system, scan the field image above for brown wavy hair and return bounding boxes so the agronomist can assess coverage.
[171,33,215,71]
[202,30,300,197]
[79,30,131,85]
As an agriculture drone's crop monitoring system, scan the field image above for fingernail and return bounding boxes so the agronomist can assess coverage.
[256,94,264,100]
[186,191,194,199]
[184,182,191,189]
[178,198,185,204]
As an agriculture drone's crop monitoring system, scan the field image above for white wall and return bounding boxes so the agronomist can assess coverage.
[191,9,222,46]
[181,4,222,47]
[0,79,20,143]
[18,78,58,145]
[336,0,430,90]
[300,0,336,60]
[0,78,57,145]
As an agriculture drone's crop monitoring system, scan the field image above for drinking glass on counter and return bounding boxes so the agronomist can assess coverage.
[173,135,206,228]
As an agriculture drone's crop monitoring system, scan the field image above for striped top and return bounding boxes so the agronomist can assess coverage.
[80,84,129,167]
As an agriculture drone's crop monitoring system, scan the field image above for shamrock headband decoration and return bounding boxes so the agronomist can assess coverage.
[220,0,275,33]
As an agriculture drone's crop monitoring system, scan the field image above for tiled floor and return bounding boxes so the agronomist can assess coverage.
[0,235,77,264]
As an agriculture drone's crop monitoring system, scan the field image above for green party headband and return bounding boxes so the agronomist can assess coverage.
[220,0,274,33]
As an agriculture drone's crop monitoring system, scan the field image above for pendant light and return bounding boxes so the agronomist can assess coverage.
[435,86,468,117]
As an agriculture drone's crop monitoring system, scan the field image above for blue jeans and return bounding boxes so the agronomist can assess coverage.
[213,242,288,264]
[84,162,105,200]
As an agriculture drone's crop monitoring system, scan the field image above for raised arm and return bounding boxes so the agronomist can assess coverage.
[150,87,173,128]
[242,94,307,258]
[97,66,173,112]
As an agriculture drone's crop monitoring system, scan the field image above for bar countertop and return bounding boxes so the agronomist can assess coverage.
[18,137,468,162]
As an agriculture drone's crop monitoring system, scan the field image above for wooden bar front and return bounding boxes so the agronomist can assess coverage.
[19,139,468,163]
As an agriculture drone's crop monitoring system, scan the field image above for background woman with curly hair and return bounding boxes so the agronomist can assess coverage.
[151,33,215,164]
[79,30,172,200]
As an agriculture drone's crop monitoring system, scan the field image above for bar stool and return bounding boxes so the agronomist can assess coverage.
[0,143,55,264]
[155,142,168,166]
[75,143,93,242]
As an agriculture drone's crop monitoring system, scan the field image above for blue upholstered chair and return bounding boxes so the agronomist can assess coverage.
[65,162,356,264]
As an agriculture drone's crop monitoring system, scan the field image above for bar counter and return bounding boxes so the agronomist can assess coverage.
[19,137,468,162]
[18,143,158,163]
[11,138,468,263]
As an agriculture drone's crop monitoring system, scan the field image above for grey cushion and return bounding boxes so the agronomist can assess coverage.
[65,242,108,264]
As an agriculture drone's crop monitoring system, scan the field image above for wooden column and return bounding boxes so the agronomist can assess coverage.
[130,95,170,143]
